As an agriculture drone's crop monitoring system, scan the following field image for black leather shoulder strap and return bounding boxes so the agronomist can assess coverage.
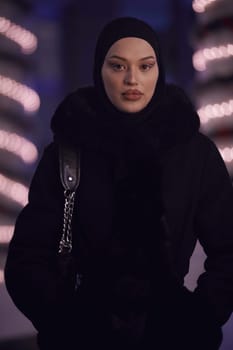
[59,143,80,192]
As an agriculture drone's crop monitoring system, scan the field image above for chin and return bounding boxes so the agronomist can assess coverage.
[125,109,143,114]
[119,104,145,114]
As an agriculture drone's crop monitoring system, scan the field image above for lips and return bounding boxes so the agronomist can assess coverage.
[122,89,143,101]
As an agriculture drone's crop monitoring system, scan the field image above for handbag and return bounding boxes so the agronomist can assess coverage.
[57,143,81,291]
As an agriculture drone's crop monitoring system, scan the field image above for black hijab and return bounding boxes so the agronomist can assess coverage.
[93,17,166,121]
[51,17,199,159]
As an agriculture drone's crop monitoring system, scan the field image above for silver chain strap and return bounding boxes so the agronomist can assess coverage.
[58,189,76,254]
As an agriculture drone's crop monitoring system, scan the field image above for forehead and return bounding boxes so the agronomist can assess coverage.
[105,37,155,58]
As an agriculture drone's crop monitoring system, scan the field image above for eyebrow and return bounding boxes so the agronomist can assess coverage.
[107,55,156,61]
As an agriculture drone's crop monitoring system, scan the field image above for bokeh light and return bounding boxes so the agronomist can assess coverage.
[0,173,28,206]
[0,225,14,244]
[0,130,38,163]
[219,147,233,163]
[193,44,233,71]
[0,16,37,54]
[0,74,40,113]
[192,0,218,13]
[0,270,3,284]
[198,99,233,124]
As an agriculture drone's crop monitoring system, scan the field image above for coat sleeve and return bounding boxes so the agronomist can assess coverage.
[4,142,76,332]
[194,137,233,326]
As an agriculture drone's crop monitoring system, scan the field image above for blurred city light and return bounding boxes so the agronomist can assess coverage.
[0,173,28,206]
[0,16,37,54]
[0,74,40,113]
[192,0,218,13]
[0,130,38,163]
[0,226,14,244]
[193,43,233,71]
[198,99,233,124]
[219,146,233,163]
[0,270,3,284]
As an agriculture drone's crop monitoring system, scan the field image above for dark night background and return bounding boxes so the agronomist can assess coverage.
[0,0,233,348]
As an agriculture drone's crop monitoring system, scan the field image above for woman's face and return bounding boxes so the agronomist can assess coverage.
[101,37,159,113]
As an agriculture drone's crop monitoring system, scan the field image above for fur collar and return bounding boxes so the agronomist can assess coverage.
[51,84,200,156]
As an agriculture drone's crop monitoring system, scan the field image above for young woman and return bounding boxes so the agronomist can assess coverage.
[5,17,233,350]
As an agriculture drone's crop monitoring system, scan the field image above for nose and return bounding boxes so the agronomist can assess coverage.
[124,67,138,85]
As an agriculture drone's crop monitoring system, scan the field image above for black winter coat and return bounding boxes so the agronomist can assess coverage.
[5,85,233,349]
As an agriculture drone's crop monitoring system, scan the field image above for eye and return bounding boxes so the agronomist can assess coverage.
[109,62,126,71]
[140,63,155,71]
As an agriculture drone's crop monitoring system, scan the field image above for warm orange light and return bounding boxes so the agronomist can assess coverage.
[0,16,37,54]
[0,74,40,113]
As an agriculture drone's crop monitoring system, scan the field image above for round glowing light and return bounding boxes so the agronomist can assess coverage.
[0,225,14,244]
[198,109,209,124]
[198,99,233,124]
[229,44,233,55]
[0,16,37,54]
[192,52,206,71]
[220,46,229,58]
[0,75,40,113]
[192,0,218,13]
[0,173,28,206]
[203,48,212,60]
[193,43,233,71]
[0,130,38,163]
[212,104,221,117]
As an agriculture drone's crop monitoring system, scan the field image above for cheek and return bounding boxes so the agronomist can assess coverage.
[103,75,120,97]
[147,72,158,96]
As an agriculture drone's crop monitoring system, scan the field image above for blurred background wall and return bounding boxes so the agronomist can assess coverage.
[0,0,232,349]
